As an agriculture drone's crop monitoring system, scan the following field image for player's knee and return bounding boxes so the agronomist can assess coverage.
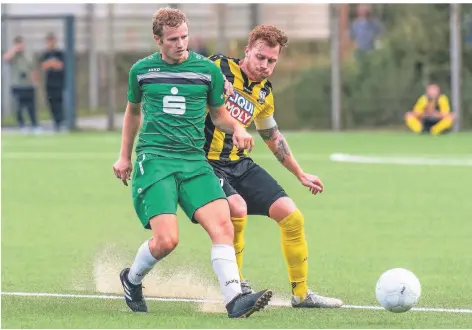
[404,112,415,120]
[269,197,298,223]
[278,209,305,231]
[228,194,247,218]
[208,216,234,244]
[149,234,178,258]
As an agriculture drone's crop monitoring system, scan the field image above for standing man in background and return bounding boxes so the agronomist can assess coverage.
[40,32,65,132]
[3,36,39,134]
[349,4,383,61]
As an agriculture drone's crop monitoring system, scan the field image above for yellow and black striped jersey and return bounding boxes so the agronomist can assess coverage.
[413,94,451,115]
[204,54,276,161]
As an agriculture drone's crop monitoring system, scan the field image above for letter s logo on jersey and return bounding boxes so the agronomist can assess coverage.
[225,91,254,125]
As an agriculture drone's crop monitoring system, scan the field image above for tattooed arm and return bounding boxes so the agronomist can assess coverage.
[258,124,304,178]
[256,116,324,194]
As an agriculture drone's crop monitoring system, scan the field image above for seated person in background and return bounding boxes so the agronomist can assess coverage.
[404,84,455,135]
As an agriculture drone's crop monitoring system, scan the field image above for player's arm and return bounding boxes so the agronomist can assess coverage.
[209,105,239,134]
[438,95,451,117]
[2,45,19,61]
[256,118,300,175]
[119,101,141,160]
[209,105,254,152]
[113,64,142,186]
[412,96,427,116]
[256,116,323,194]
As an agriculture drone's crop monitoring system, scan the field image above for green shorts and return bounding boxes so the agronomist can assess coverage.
[131,154,227,229]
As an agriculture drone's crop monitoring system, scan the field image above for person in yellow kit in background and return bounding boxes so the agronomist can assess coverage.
[404,84,455,135]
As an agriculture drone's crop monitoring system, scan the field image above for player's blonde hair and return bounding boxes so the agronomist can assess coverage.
[152,7,188,38]
[247,24,288,51]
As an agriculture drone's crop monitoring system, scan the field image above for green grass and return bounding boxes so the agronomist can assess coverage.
[2,131,472,328]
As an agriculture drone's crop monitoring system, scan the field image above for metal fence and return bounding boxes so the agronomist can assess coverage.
[1,3,471,131]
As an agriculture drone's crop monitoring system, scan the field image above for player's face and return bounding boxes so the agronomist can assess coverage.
[426,85,440,100]
[155,23,189,64]
[244,41,280,81]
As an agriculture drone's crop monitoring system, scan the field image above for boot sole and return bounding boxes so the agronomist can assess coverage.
[238,290,273,318]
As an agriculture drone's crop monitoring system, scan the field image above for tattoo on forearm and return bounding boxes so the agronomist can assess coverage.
[258,126,279,142]
[274,137,291,163]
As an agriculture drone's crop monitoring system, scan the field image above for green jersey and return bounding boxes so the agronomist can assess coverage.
[127,51,225,161]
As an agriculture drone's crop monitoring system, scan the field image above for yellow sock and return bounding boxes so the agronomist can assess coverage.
[405,116,423,133]
[430,116,453,135]
[278,209,308,298]
[231,216,247,280]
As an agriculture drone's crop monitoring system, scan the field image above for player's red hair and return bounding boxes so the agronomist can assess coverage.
[247,24,288,51]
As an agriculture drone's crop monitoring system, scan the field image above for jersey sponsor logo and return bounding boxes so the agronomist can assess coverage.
[226,91,254,125]
[163,86,186,115]
[148,68,161,72]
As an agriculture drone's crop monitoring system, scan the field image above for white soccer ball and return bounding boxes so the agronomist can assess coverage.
[375,268,421,313]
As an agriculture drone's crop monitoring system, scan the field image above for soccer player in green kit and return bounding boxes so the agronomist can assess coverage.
[112,8,272,318]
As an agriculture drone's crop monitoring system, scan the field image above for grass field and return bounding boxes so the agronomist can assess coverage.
[2,131,472,328]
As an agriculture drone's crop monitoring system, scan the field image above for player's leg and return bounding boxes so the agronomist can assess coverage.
[121,214,178,313]
[234,160,343,308]
[430,113,454,135]
[421,115,440,134]
[209,162,249,284]
[268,197,343,308]
[121,157,180,312]
[233,160,307,294]
[178,163,272,318]
[404,112,423,133]
[226,194,253,292]
[46,87,62,131]
[12,88,25,130]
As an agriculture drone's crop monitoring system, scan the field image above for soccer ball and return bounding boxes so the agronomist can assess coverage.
[375,268,421,313]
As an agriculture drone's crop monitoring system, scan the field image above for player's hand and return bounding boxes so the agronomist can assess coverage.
[113,157,133,186]
[224,78,235,98]
[298,173,324,195]
[232,126,254,152]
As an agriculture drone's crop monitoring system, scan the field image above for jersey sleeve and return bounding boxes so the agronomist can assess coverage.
[438,95,451,114]
[254,93,277,130]
[413,95,427,114]
[207,62,225,108]
[127,63,142,104]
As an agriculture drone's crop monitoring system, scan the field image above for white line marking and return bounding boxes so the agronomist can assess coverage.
[330,153,472,166]
[1,291,471,314]
[4,151,472,167]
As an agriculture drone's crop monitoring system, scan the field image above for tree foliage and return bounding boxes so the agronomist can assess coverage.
[275,4,472,130]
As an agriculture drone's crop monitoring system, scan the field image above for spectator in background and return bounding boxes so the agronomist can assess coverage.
[188,36,210,57]
[40,32,65,132]
[3,36,39,134]
[404,84,455,135]
[349,4,383,61]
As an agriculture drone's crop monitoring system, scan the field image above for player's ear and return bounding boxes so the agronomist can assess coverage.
[153,35,162,45]
[244,46,249,58]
